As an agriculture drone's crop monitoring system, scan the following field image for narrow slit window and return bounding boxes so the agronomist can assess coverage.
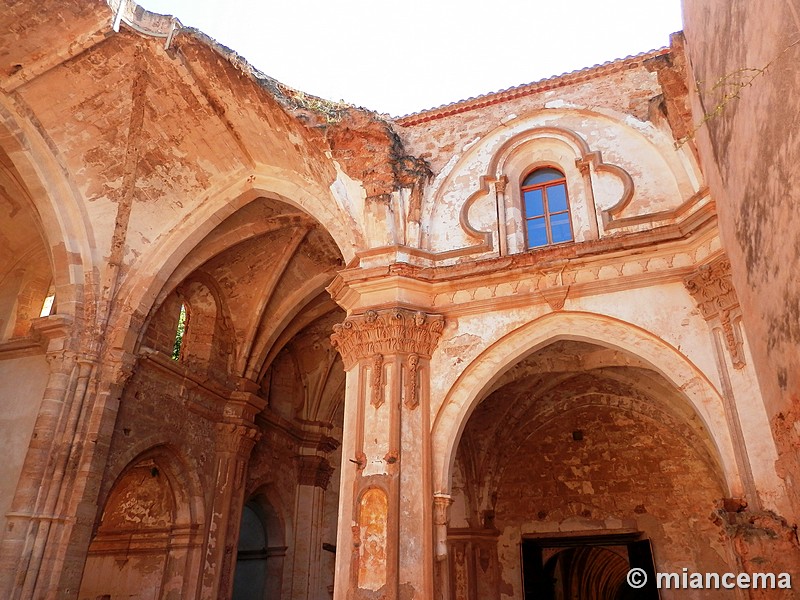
[39,285,55,317]
[522,167,573,248]
[172,303,188,361]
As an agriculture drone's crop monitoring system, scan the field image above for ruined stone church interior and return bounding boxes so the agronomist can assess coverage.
[0,0,798,599]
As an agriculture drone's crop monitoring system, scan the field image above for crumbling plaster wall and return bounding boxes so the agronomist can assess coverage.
[101,364,217,518]
[1,0,380,378]
[396,55,703,257]
[398,59,664,174]
[682,0,800,521]
[10,26,359,271]
[0,6,377,593]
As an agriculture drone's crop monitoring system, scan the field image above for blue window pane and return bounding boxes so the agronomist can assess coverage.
[524,189,544,217]
[547,184,567,212]
[522,168,563,186]
[527,218,548,248]
[550,212,573,243]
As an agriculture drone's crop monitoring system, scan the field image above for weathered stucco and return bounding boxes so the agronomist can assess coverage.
[0,0,798,599]
[682,0,800,523]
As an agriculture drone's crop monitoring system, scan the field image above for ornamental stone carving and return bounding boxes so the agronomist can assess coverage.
[404,352,420,409]
[297,455,335,489]
[433,493,453,560]
[371,353,385,408]
[330,308,445,369]
[684,256,745,369]
[215,422,262,456]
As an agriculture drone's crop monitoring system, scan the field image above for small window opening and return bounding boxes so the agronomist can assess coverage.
[522,167,573,248]
[172,303,188,361]
[39,285,56,317]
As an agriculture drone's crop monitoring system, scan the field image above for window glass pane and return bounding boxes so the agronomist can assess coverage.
[550,212,573,243]
[524,189,544,217]
[546,184,568,212]
[523,168,564,186]
[527,217,548,248]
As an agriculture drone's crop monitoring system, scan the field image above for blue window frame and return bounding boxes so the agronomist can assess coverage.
[522,167,573,248]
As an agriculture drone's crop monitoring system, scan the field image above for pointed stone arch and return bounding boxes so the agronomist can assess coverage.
[0,102,93,326]
[431,311,743,499]
[109,173,358,358]
[79,444,205,600]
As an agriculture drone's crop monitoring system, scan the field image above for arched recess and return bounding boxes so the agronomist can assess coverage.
[142,273,237,376]
[431,311,742,499]
[78,445,205,600]
[0,101,93,324]
[105,186,348,599]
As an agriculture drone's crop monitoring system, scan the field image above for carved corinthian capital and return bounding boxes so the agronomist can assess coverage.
[215,422,261,456]
[330,308,445,369]
[684,256,745,369]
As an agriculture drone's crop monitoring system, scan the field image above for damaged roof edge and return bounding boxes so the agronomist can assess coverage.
[108,0,674,131]
[394,46,673,127]
[108,0,180,39]
[107,0,358,121]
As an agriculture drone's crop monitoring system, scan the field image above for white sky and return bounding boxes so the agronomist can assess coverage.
[139,0,684,117]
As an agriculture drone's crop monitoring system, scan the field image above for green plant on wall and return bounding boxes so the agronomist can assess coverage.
[678,36,799,147]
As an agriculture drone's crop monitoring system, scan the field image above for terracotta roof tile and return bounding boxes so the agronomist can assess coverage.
[394,47,670,126]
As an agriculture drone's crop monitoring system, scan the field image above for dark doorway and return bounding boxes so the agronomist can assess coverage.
[521,533,659,599]
[232,502,268,600]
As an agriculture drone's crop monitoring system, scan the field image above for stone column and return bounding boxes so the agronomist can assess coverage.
[494,176,508,256]
[575,155,601,240]
[203,392,263,600]
[0,317,141,600]
[290,453,335,599]
[330,308,444,600]
[0,334,78,597]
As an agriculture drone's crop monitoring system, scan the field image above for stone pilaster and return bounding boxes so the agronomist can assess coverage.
[684,255,761,506]
[433,493,454,600]
[291,453,336,599]
[204,391,264,600]
[0,342,138,600]
[0,348,78,598]
[330,308,444,600]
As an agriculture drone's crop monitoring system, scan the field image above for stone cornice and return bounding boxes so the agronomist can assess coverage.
[330,308,445,369]
[139,347,232,404]
[254,409,340,453]
[0,315,76,360]
[0,336,46,360]
[329,216,720,315]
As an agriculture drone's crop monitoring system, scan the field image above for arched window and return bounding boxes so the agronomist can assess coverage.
[171,303,188,361]
[39,283,55,317]
[522,167,573,248]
